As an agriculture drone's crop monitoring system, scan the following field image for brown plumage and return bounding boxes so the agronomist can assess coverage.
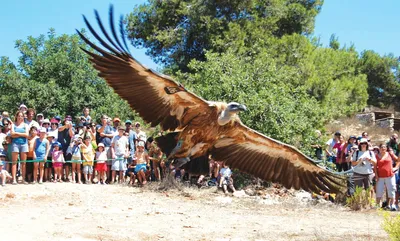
[77,6,345,193]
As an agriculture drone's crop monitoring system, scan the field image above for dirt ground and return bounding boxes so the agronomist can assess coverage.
[0,182,389,241]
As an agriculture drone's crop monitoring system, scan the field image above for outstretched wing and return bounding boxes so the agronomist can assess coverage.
[212,122,345,193]
[77,6,210,131]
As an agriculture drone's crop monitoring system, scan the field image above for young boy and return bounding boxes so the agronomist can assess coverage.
[111,126,128,184]
[81,136,94,184]
[219,162,236,194]
[134,141,150,185]
[0,153,12,186]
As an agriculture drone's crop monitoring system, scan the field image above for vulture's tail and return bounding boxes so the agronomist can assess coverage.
[155,132,180,157]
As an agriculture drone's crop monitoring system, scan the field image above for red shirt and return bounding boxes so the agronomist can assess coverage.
[376,153,394,178]
[333,142,345,164]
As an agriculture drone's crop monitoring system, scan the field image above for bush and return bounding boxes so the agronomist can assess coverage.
[346,186,374,211]
[382,211,400,240]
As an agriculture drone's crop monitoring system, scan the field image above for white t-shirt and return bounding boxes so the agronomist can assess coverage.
[351,150,376,175]
[112,135,128,156]
[326,138,337,155]
[25,119,40,130]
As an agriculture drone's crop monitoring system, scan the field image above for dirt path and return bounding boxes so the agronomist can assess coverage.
[0,183,388,240]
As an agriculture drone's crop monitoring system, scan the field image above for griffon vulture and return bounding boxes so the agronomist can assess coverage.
[77,6,345,193]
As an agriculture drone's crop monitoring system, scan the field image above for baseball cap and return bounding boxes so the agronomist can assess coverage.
[125,120,132,124]
[39,127,47,133]
[19,104,27,109]
[359,138,368,144]
[50,118,59,124]
[334,131,341,136]
[113,117,121,122]
[37,113,44,117]
[98,143,105,148]
[42,118,50,124]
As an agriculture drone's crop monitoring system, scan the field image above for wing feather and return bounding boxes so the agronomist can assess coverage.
[77,7,210,131]
[212,122,345,193]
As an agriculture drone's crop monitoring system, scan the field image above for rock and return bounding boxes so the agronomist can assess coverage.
[233,190,248,198]
[244,188,256,196]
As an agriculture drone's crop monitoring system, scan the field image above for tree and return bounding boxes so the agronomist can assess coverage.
[358,50,400,108]
[126,0,323,72]
[0,29,135,122]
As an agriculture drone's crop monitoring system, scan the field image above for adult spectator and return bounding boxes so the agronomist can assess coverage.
[310,130,324,160]
[2,118,11,135]
[0,123,5,151]
[97,115,114,182]
[134,122,147,144]
[19,104,27,114]
[42,118,50,130]
[125,120,137,167]
[112,117,121,135]
[351,138,376,190]
[36,113,44,126]
[333,135,346,171]
[375,144,399,211]
[387,134,399,156]
[58,116,74,182]
[111,126,128,183]
[325,131,341,163]
[25,108,40,129]
[48,118,59,141]
[82,107,92,123]
[10,110,29,184]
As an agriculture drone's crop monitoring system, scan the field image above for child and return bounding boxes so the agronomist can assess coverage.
[219,162,236,194]
[0,153,12,186]
[81,136,94,184]
[95,143,107,184]
[52,142,65,182]
[127,158,137,186]
[111,126,128,184]
[67,135,83,184]
[134,141,150,185]
[33,128,50,184]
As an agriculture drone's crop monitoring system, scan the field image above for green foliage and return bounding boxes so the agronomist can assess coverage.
[382,211,400,241]
[126,0,323,72]
[346,186,374,211]
[358,50,400,108]
[0,30,135,122]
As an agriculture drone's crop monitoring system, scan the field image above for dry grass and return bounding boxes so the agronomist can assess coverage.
[326,116,399,144]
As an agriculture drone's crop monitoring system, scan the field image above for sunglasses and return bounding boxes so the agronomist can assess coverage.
[360,143,368,145]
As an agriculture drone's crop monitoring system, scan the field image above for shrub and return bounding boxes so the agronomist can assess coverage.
[346,186,374,211]
[382,211,400,240]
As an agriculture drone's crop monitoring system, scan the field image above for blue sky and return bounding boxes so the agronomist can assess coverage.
[1,0,399,71]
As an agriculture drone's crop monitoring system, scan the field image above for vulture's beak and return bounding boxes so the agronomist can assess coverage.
[238,104,247,112]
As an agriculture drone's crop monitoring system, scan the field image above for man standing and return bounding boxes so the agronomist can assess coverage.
[125,120,137,168]
[97,115,114,183]
[325,131,341,163]
[25,108,40,129]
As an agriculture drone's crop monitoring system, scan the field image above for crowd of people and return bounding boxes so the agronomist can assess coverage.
[313,130,400,210]
[0,105,236,194]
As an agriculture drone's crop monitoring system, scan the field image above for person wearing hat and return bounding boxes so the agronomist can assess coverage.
[19,104,27,113]
[97,114,114,182]
[32,127,50,184]
[325,131,341,164]
[58,117,75,182]
[351,138,377,191]
[52,142,65,182]
[112,117,121,135]
[95,143,108,184]
[0,153,12,186]
[44,131,57,182]
[67,134,83,184]
[36,113,44,126]
[110,126,128,184]
[42,118,50,130]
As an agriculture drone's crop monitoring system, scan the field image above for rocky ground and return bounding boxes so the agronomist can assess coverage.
[0,182,389,241]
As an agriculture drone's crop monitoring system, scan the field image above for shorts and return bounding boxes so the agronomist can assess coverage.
[126,168,135,175]
[353,172,373,190]
[82,165,93,174]
[12,143,28,153]
[71,156,82,164]
[134,163,147,174]
[53,162,63,168]
[111,155,127,171]
[45,157,53,168]
[35,156,46,162]
[96,163,107,172]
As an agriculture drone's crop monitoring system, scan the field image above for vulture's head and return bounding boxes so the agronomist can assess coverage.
[226,102,247,113]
